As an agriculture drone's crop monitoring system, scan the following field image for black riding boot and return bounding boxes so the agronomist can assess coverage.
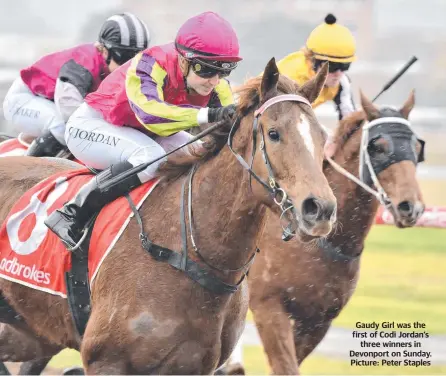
[45,161,141,248]
[26,130,65,157]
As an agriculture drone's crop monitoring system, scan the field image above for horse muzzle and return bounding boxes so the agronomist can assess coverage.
[281,196,337,242]
[298,196,337,238]
[394,200,425,228]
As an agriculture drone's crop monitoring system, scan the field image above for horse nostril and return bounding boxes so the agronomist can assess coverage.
[301,197,337,222]
[302,197,319,219]
[398,201,414,216]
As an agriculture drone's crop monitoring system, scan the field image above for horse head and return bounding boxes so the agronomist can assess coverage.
[327,89,425,227]
[233,58,337,240]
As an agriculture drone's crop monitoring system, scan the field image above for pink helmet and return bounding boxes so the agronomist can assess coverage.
[175,12,242,62]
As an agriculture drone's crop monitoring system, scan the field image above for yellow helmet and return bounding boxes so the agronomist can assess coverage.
[306,14,356,63]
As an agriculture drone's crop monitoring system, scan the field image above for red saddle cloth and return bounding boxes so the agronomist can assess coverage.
[0,168,159,297]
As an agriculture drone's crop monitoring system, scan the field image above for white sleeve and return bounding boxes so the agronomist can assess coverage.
[333,74,356,120]
[54,78,84,123]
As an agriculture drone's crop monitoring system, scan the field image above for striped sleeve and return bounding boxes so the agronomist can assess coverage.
[125,52,201,136]
[333,74,356,120]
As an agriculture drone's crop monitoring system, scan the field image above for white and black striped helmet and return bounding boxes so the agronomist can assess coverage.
[99,12,150,64]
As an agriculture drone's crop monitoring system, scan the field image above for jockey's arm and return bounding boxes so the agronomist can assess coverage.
[55,60,93,122]
[333,74,355,120]
[126,55,209,137]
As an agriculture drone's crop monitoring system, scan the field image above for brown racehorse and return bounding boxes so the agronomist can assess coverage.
[222,90,426,375]
[0,58,337,375]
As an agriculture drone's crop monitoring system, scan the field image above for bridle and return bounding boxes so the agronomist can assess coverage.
[187,93,314,274]
[167,93,314,291]
[228,94,313,236]
[326,116,425,216]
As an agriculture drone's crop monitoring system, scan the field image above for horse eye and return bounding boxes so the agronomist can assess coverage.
[268,129,280,142]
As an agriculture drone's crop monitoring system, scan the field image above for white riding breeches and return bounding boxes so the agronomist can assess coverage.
[2,77,67,144]
[65,103,196,183]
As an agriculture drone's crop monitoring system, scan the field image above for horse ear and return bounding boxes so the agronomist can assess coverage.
[399,89,415,119]
[360,90,380,121]
[299,62,328,104]
[261,57,279,101]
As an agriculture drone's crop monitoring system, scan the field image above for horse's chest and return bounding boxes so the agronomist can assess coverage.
[284,257,358,320]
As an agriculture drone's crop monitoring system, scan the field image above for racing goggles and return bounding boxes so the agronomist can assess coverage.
[314,59,351,73]
[189,59,237,79]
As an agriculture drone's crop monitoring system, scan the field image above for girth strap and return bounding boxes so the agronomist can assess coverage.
[125,188,244,295]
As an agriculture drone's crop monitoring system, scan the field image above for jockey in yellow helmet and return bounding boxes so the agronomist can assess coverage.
[277,14,356,120]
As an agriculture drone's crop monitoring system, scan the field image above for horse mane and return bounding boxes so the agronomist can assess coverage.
[159,75,300,180]
[331,110,366,150]
[157,120,234,180]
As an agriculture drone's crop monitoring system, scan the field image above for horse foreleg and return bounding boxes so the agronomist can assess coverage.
[294,320,331,364]
[215,339,246,375]
[17,357,52,375]
[0,324,61,363]
[250,297,299,375]
[81,336,127,375]
[0,326,55,375]
[215,363,245,375]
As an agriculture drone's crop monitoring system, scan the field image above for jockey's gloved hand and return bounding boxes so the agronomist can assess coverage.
[207,105,237,124]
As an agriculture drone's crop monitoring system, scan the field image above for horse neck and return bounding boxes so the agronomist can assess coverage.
[324,155,380,257]
[186,126,267,284]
